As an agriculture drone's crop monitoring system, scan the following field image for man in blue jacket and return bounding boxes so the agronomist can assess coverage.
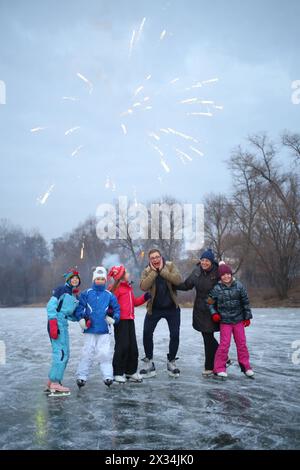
[75,266,120,388]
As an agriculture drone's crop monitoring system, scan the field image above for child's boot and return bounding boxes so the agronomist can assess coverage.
[76,379,86,389]
[104,378,114,387]
[48,382,71,396]
[114,375,126,383]
[245,369,255,379]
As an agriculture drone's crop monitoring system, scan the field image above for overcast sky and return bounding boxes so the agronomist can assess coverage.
[0,0,299,240]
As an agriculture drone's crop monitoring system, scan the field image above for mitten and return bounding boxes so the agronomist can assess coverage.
[105,315,115,326]
[212,313,221,323]
[243,319,251,327]
[79,317,91,331]
[79,318,87,331]
[49,319,59,339]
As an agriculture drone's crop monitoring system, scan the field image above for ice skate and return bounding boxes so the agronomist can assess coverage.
[44,379,51,393]
[245,369,255,379]
[167,358,180,378]
[76,379,86,389]
[126,372,143,383]
[139,358,157,378]
[48,382,71,397]
[104,378,114,387]
[202,369,214,377]
[226,358,234,368]
[214,371,228,380]
[114,375,126,383]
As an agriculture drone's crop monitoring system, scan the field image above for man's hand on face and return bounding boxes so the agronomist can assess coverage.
[157,258,164,271]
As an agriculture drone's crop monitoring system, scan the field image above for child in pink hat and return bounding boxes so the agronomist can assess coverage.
[108,265,150,383]
[207,263,254,379]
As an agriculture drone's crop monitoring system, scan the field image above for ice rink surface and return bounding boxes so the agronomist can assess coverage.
[0,307,299,450]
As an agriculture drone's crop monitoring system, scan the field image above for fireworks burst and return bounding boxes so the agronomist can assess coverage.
[36,184,55,205]
[33,16,222,205]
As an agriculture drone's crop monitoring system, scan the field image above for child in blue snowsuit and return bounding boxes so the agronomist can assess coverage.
[46,268,80,395]
[75,266,120,388]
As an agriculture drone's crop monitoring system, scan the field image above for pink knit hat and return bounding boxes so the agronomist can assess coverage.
[108,265,126,281]
[218,263,232,278]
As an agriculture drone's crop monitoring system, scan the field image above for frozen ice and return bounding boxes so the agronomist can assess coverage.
[0,308,299,450]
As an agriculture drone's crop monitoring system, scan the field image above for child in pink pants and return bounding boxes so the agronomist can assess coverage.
[207,263,254,379]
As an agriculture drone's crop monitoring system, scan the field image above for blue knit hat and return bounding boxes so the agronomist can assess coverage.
[199,248,215,263]
[64,268,81,286]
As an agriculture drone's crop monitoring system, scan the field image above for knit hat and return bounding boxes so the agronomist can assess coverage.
[92,266,107,281]
[108,265,126,281]
[199,248,215,263]
[64,268,81,286]
[218,263,232,278]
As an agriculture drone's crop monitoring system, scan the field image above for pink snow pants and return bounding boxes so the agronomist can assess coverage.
[214,321,251,373]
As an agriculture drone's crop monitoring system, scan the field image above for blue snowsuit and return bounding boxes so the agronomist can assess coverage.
[47,284,79,383]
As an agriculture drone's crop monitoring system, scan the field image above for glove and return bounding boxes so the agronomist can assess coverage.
[105,315,115,326]
[49,319,59,339]
[144,292,151,301]
[79,318,87,331]
[212,313,221,323]
[79,317,92,331]
[243,319,251,327]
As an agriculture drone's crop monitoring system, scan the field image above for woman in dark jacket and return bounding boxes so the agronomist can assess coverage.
[176,249,221,376]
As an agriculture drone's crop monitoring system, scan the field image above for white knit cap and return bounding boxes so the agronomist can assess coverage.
[92,266,107,281]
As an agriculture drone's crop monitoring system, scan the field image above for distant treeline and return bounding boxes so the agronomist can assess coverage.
[1,132,299,306]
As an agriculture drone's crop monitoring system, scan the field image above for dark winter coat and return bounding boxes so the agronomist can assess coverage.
[207,279,252,324]
[176,263,219,333]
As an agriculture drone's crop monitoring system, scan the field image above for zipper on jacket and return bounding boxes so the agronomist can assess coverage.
[129,291,133,317]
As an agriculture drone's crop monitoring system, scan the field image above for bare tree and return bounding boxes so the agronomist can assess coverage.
[245,134,300,239]
[204,193,235,260]
[282,131,300,163]
[228,134,300,298]
[0,220,50,305]
[51,216,107,289]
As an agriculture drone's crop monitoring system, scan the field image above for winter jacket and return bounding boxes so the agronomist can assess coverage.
[176,263,219,333]
[47,284,79,326]
[75,284,120,334]
[207,279,252,325]
[112,281,146,320]
[140,260,182,315]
